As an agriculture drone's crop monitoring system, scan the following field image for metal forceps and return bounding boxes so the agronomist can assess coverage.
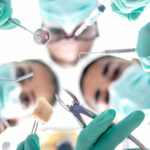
[56,89,97,128]
[56,90,147,150]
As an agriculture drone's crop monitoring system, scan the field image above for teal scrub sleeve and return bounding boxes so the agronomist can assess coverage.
[75,109,145,150]
[136,22,150,72]
[0,0,20,29]
[16,134,40,150]
[110,0,150,21]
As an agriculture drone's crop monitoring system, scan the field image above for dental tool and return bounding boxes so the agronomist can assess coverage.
[100,48,135,53]
[56,90,147,150]
[8,18,34,34]
[0,72,34,82]
[74,3,106,37]
[56,89,97,128]
[79,48,135,57]
[8,18,50,45]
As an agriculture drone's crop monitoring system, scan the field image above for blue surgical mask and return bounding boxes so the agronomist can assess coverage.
[0,64,22,120]
[109,63,150,116]
[39,0,97,34]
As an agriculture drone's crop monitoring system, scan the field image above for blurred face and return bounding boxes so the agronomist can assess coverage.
[82,57,132,113]
[14,61,55,119]
[47,39,94,66]
[44,23,99,66]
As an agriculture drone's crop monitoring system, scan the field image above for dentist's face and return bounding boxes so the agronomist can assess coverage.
[82,57,132,113]
[14,61,55,118]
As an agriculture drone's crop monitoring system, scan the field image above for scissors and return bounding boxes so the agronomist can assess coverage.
[55,89,97,128]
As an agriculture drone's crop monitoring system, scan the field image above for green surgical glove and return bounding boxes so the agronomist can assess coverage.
[110,0,150,21]
[136,22,150,72]
[0,0,20,29]
[16,134,40,150]
[75,109,145,150]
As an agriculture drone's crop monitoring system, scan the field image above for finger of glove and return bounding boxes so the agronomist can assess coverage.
[114,0,127,11]
[1,120,9,127]
[123,0,150,7]
[117,11,141,22]
[25,134,40,150]
[111,2,121,12]
[111,0,142,13]
[0,122,5,133]
[0,3,5,16]
[112,0,133,13]
[94,111,145,150]
[16,141,25,150]
[111,2,131,15]
[0,2,12,25]
[0,120,9,133]
[0,18,20,29]
[114,0,145,13]
[75,109,116,150]
[111,2,143,21]
[127,12,142,21]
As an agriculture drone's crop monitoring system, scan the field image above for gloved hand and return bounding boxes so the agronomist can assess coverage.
[0,0,20,29]
[136,22,150,72]
[75,109,145,150]
[16,134,40,150]
[110,0,150,21]
[0,120,9,133]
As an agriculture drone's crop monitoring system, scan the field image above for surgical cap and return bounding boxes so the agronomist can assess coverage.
[39,0,97,33]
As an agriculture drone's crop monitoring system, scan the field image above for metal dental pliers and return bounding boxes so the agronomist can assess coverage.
[55,90,148,150]
[55,89,97,128]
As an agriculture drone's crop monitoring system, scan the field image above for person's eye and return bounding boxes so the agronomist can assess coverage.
[51,28,63,34]
[105,92,109,103]
[94,90,101,103]
[102,62,111,76]
[20,93,30,108]
[17,67,26,78]
[112,67,121,80]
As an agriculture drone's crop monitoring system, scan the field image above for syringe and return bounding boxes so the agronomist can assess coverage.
[8,18,50,45]
[74,3,106,37]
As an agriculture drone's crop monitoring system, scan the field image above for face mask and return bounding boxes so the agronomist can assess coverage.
[0,64,22,120]
[0,64,36,120]
[109,63,150,116]
[39,0,97,34]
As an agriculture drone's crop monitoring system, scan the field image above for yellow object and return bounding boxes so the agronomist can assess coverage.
[33,97,53,123]
[39,131,78,150]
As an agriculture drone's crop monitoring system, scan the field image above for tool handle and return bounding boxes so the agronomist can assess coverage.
[8,18,34,34]
[104,48,135,53]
